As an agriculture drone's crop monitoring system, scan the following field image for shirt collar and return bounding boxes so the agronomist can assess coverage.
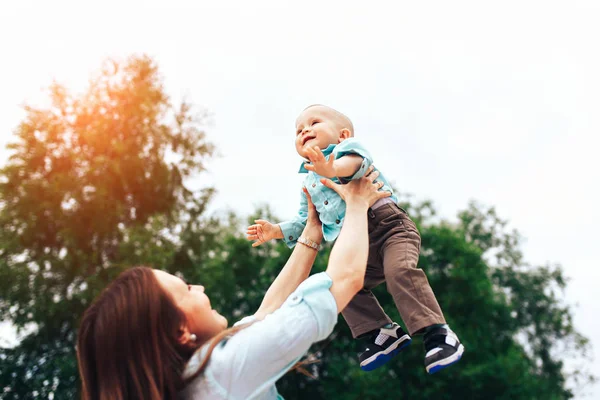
[298,144,337,173]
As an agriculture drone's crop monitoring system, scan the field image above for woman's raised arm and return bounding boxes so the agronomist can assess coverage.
[322,168,391,312]
[254,188,324,320]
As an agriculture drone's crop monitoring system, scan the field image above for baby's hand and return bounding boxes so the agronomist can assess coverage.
[246,220,284,247]
[304,146,336,178]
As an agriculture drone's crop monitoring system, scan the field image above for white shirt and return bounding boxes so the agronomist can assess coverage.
[179,272,338,400]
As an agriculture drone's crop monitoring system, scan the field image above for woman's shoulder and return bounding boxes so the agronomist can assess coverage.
[181,273,337,399]
[182,319,250,382]
[182,338,279,400]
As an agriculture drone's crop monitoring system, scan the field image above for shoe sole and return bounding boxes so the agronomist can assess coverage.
[360,335,412,372]
[426,344,465,374]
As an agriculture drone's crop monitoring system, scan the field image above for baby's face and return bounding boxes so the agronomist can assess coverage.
[295,106,344,158]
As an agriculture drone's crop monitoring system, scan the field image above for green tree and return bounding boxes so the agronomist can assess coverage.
[0,55,593,400]
[195,199,594,400]
[0,55,214,399]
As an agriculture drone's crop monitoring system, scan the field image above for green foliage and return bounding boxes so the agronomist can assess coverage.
[196,200,594,400]
[0,55,213,399]
[0,56,593,399]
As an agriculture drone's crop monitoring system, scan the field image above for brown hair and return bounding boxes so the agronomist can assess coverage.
[77,266,200,400]
[77,267,315,399]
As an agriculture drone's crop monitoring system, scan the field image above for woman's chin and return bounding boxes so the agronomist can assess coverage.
[213,311,228,328]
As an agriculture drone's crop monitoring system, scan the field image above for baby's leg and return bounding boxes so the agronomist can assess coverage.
[368,204,462,373]
[381,212,446,336]
[342,208,415,372]
[341,264,390,339]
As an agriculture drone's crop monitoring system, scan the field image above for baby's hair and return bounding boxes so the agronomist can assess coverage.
[303,104,354,136]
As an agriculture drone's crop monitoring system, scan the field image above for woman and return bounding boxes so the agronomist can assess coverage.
[77,167,390,400]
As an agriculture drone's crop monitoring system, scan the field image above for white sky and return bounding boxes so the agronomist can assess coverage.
[1,0,599,397]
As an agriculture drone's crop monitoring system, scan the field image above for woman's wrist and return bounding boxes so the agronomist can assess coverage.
[297,236,321,251]
[346,200,370,213]
[301,226,322,245]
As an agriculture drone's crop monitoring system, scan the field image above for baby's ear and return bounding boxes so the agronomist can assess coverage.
[338,128,351,143]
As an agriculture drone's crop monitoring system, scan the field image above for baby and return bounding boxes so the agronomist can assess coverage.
[246,105,464,373]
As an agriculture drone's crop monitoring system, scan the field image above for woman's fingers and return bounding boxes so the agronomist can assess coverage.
[320,177,341,192]
[377,189,392,199]
[303,187,314,206]
[364,166,377,181]
[303,187,320,223]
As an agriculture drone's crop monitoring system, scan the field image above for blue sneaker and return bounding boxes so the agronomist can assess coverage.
[423,326,464,374]
[358,323,412,371]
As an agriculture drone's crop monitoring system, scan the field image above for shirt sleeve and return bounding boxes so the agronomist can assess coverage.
[278,188,308,248]
[208,272,338,399]
[334,138,374,182]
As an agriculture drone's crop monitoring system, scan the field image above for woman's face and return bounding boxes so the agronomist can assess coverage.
[153,270,228,343]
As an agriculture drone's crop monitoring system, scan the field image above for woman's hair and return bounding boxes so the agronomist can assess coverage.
[77,266,314,399]
[77,266,198,400]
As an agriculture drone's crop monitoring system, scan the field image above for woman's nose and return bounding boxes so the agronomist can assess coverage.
[192,285,205,293]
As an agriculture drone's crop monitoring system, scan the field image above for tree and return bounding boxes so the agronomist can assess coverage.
[0,55,214,399]
[0,55,593,399]
[195,199,594,400]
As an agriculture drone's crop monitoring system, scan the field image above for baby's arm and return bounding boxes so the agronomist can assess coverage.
[246,189,308,248]
[304,146,362,178]
[332,154,364,178]
[279,189,309,247]
[304,139,373,181]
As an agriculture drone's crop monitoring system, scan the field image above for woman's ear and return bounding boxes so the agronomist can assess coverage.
[338,128,351,143]
[177,325,194,345]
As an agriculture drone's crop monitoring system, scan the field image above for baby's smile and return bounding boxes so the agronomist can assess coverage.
[301,135,316,146]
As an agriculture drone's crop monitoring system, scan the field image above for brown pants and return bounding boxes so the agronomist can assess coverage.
[341,203,446,337]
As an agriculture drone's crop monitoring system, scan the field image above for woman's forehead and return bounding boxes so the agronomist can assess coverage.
[153,269,183,289]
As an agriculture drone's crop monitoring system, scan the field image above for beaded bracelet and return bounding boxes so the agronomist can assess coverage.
[297,236,320,251]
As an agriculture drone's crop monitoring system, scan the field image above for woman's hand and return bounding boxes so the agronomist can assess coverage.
[301,187,323,244]
[320,166,391,210]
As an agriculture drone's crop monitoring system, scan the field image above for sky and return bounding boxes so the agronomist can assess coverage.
[0,0,599,397]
